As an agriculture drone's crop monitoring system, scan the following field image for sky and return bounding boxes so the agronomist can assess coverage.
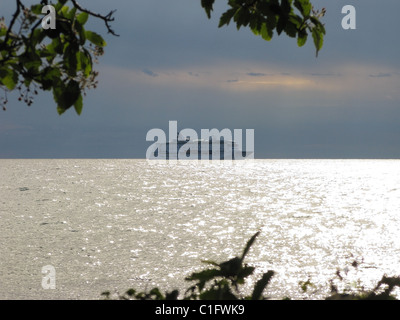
[1,0,399,158]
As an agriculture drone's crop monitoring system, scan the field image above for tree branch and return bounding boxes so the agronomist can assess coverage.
[70,0,119,36]
[0,0,24,51]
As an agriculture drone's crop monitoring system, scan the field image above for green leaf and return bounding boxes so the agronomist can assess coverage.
[312,28,323,56]
[46,37,62,55]
[297,30,307,47]
[234,7,251,30]
[2,75,17,90]
[276,16,285,35]
[31,28,46,46]
[79,49,92,77]
[266,14,277,33]
[40,67,61,90]
[289,14,303,28]
[55,0,68,12]
[249,16,261,33]
[149,288,165,300]
[54,79,81,113]
[125,289,136,297]
[57,106,66,115]
[74,20,86,45]
[219,257,242,277]
[76,12,89,25]
[284,20,297,38]
[44,28,61,40]
[74,94,83,115]
[310,16,326,35]
[281,0,292,15]
[85,30,106,47]
[218,8,236,28]
[294,0,311,17]
[63,43,78,77]
[76,50,84,72]
[59,5,77,20]
[201,0,215,19]
[24,78,32,88]
[30,4,43,15]
[237,266,255,280]
[58,20,73,36]
[241,231,259,262]
[0,26,7,37]
[25,59,41,74]
[59,5,70,17]
[165,290,179,300]
[260,22,272,41]
[66,7,77,21]
[251,271,275,300]
[0,68,18,90]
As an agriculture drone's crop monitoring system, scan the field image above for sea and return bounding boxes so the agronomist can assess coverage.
[0,159,399,300]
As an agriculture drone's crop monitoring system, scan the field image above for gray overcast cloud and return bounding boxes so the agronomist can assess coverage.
[1,0,399,158]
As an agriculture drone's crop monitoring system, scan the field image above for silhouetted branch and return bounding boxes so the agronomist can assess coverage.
[70,0,119,36]
[0,0,24,51]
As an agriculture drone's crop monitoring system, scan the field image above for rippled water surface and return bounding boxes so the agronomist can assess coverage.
[1,159,399,299]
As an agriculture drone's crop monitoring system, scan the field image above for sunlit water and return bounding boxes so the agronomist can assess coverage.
[0,159,399,300]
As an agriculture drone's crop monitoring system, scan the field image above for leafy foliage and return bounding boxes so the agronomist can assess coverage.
[0,0,113,114]
[201,0,326,56]
[326,275,400,300]
[102,231,400,301]
[102,231,275,300]
[1,1,325,115]
[184,231,274,300]
[326,263,400,300]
